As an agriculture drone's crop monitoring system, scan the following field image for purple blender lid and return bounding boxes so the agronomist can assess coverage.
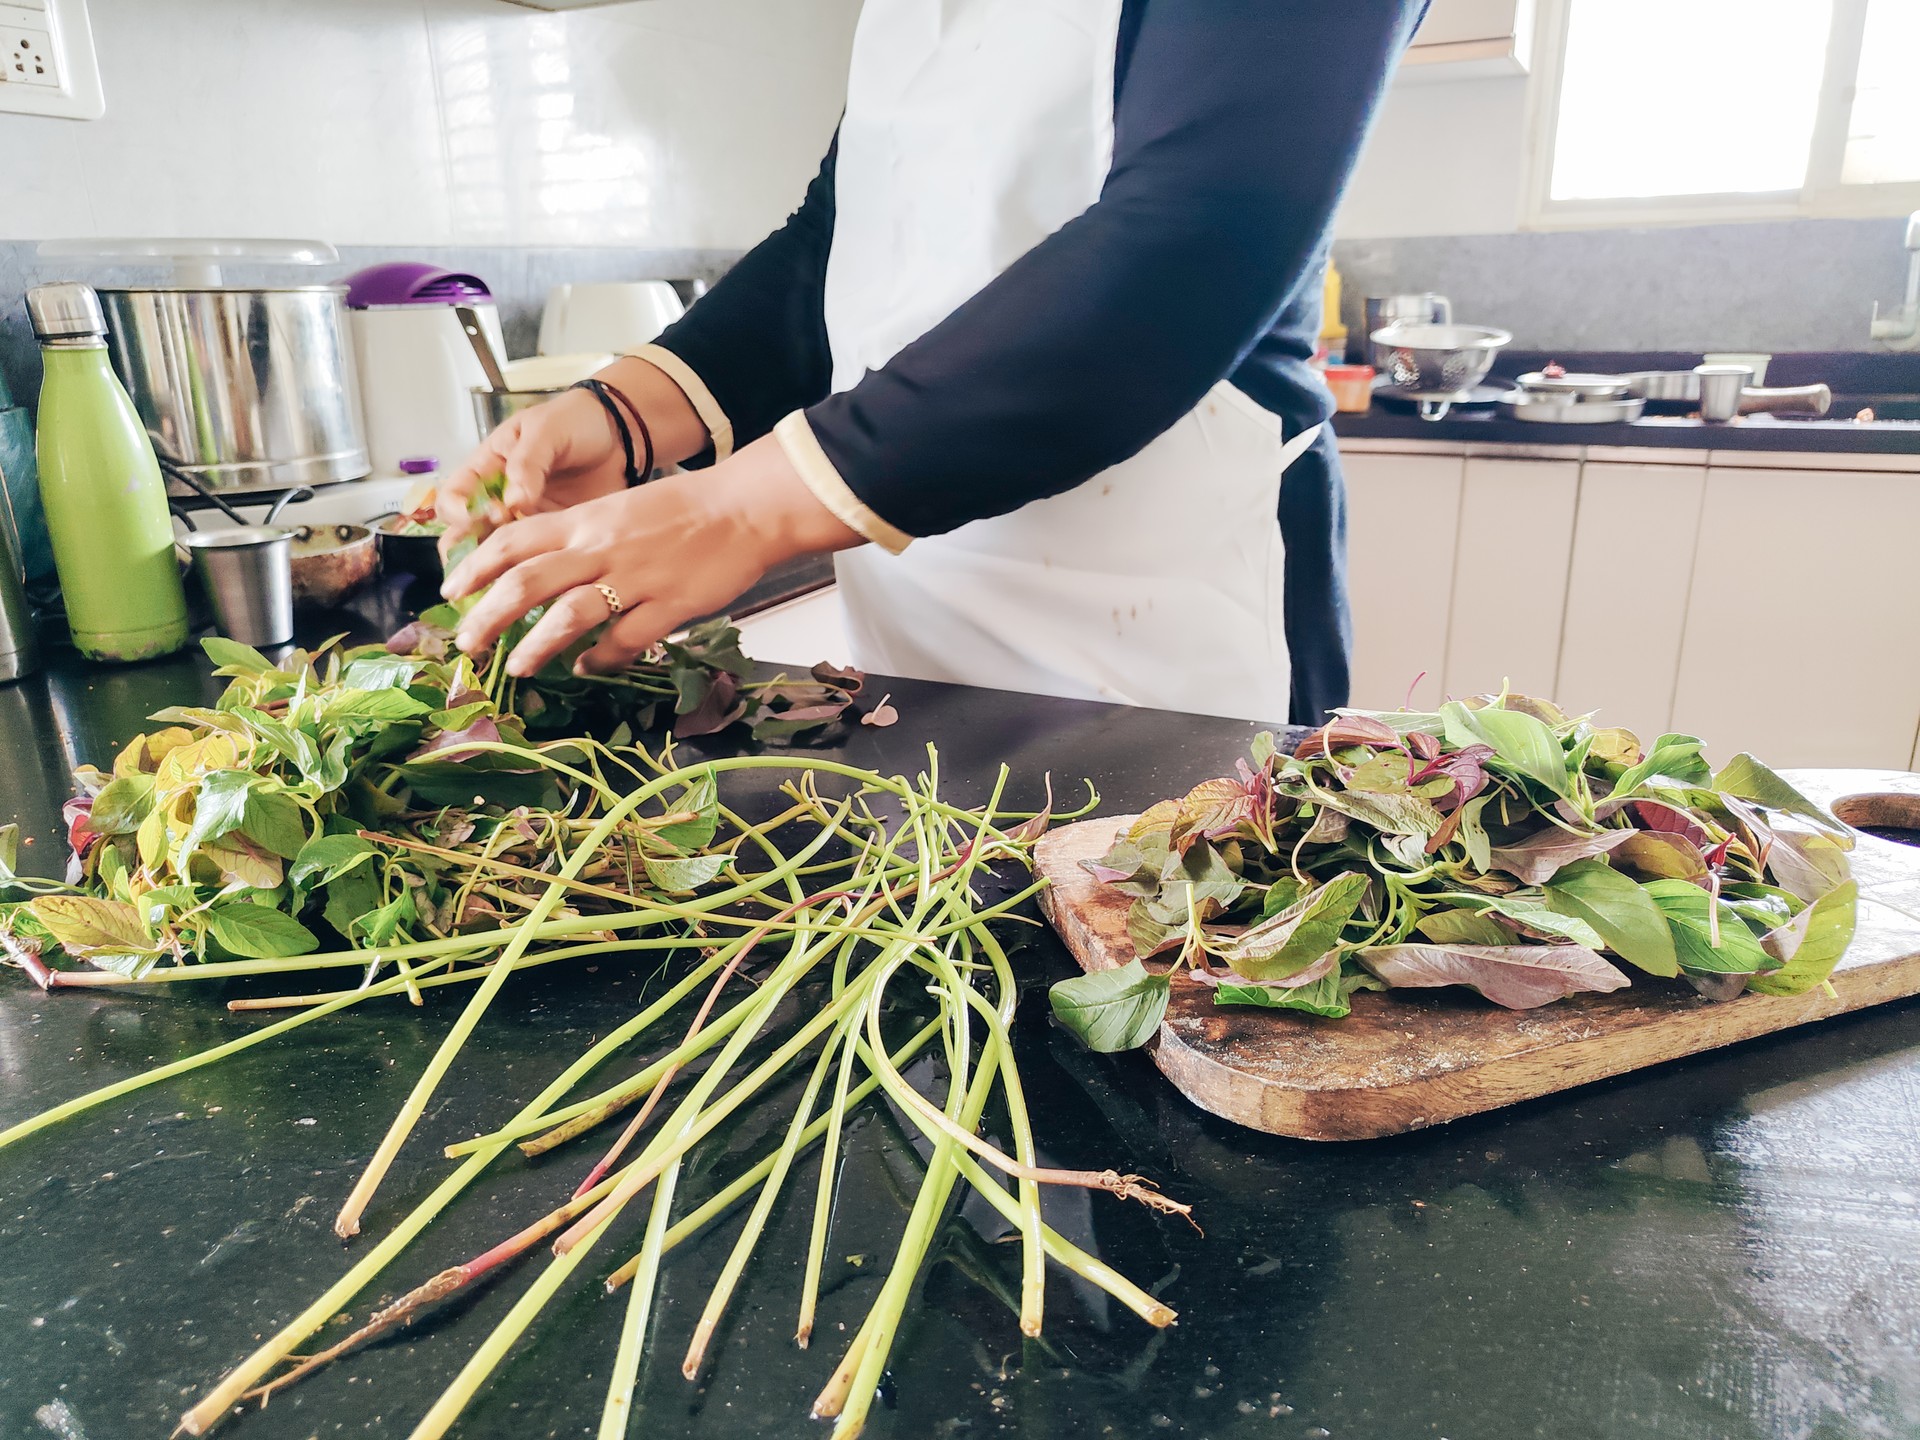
[344,262,492,308]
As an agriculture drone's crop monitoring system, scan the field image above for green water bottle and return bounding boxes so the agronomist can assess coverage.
[28,282,188,663]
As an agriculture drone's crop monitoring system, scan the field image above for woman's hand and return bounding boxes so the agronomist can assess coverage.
[441,434,863,678]
[434,356,712,550]
[435,389,628,550]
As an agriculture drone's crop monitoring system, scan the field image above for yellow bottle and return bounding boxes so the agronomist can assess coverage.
[1319,259,1348,366]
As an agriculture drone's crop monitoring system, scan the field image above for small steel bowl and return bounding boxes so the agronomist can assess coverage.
[373,514,446,585]
[289,523,378,610]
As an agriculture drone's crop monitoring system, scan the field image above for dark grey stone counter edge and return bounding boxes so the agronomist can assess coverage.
[1331,408,1920,455]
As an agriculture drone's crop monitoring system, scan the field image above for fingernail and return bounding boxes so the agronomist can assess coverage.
[455,631,474,652]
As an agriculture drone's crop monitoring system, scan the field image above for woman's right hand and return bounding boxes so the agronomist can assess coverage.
[436,388,629,550]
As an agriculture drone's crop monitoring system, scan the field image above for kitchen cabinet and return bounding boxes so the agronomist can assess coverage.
[1343,449,1463,711]
[1556,459,1708,740]
[1337,437,1920,771]
[1670,466,1920,769]
[1400,0,1534,80]
[1441,457,1579,703]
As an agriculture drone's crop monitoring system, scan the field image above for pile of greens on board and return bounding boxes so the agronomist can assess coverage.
[1050,693,1859,1052]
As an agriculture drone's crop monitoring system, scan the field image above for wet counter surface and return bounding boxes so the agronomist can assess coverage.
[3,602,1919,1440]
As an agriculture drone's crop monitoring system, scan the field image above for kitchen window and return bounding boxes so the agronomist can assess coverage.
[1524,0,1920,227]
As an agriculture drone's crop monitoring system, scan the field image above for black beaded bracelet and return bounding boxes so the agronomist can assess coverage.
[570,378,642,488]
[602,380,656,485]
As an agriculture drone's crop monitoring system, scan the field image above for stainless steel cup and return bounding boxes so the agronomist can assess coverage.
[1694,364,1753,423]
[181,527,294,647]
[0,506,38,683]
[472,385,568,437]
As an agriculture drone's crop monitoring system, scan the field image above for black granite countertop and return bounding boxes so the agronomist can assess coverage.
[4,608,1920,1440]
[1332,405,1920,453]
[1335,348,1920,454]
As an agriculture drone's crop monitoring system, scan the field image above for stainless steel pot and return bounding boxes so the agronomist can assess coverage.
[473,384,567,436]
[98,286,369,495]
[1364,293,1453,340]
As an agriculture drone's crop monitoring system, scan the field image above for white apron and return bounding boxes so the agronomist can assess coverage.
[825,0,1321,723]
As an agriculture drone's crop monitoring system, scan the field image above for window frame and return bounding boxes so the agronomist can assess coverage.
[1520,0,1920,230]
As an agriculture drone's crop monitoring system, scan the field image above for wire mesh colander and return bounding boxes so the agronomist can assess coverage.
[1369,322,1512,419]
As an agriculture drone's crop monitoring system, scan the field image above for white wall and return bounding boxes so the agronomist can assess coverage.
[1335,74,1533,240]
[0,0,860,249]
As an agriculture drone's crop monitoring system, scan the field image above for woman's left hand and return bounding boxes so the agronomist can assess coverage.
[441,434,862,678]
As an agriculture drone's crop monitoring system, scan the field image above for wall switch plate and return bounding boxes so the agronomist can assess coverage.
[0,0,102,120]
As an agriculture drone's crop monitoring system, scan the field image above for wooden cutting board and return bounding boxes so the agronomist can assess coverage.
[1035,768,1920,1141]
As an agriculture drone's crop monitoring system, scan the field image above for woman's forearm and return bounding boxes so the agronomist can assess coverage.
[595,355,712,469]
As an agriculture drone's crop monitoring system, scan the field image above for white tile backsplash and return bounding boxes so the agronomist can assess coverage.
[0,0,857,250]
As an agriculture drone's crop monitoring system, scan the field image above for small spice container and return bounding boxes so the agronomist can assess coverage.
[1324,364,1375,413]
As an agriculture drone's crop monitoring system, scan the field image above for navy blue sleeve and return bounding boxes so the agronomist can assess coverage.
[805,2,1424,538]
[649,136,838,461]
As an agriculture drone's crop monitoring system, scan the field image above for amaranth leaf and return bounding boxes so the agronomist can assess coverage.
[1048,959,1170,1053]
[1543,858,1680,976]
[1214,872,1368,981]
[1356,942,1629,1009]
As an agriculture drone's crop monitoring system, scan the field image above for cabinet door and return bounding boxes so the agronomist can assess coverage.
[1556,461,1706,740]
[1671,467,1920,769]
[1342,451,1464,711]
[1410,0,1523,47]
[1441,457,1579,704]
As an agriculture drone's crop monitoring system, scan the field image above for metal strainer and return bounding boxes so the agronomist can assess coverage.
[1369,322,1512,420]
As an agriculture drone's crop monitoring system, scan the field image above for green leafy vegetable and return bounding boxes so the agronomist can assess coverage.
[1609,733,1712,797]
[201,636,275,676]
[1441,699,1571,798]
[1748,880,1858,995]
[1713,753,1852,840]
[1048,959,1172,1052]
[1543,860,1680,977]
[1641,879,1773,976]
[291,834,378,889]
[1356,942,1629,1009]
[1086,692,1854,1023]
[1213,964,1364,1019]
[1214,872,1367,981]
[207,903,320,959]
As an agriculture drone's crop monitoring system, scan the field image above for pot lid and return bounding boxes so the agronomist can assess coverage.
[36,238,337,288]
[343,262,493,308]
[1517,370,1630,397]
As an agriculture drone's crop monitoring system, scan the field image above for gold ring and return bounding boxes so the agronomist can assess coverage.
[593,582,623,616]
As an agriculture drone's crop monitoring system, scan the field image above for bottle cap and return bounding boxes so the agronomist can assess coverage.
[26,282,107,341]
[398,456,439,475]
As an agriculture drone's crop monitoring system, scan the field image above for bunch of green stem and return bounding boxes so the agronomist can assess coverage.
[2,745,1179,1440]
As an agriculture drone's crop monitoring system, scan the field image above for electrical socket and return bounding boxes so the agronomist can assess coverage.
[0,24,57,87]
[0,0,99,118]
